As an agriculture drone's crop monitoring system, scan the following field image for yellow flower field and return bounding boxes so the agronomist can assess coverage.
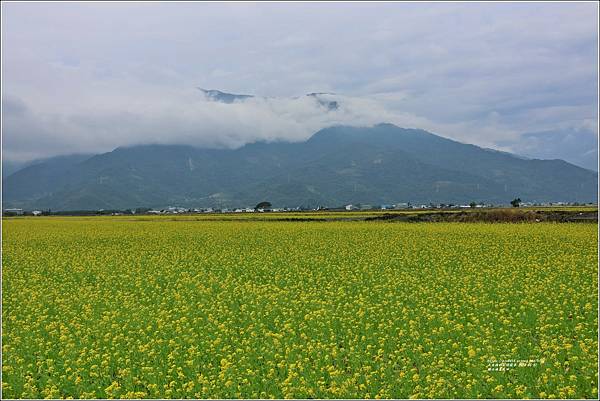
[2,217,598,399]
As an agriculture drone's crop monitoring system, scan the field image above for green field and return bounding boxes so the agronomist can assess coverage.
[2,217,598,399]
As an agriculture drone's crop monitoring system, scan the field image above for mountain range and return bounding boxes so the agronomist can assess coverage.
[198,88,340,111]
[2,123,597,210]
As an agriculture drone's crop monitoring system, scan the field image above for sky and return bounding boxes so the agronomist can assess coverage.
[2,2,598,170]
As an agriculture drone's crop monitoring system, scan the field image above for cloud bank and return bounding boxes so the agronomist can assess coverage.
[3,88,518,163]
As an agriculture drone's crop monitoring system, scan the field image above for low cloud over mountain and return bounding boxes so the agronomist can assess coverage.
[2,89,440,162]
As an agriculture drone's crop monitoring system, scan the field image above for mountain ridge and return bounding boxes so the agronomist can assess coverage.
[3,124,597,210]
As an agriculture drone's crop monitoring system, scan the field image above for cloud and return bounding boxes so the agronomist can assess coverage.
[497,128,598,171]
[1,89,444,161]
[1,2,597,166]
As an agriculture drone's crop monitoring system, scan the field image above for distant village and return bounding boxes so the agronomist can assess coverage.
[2,201,593,216]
